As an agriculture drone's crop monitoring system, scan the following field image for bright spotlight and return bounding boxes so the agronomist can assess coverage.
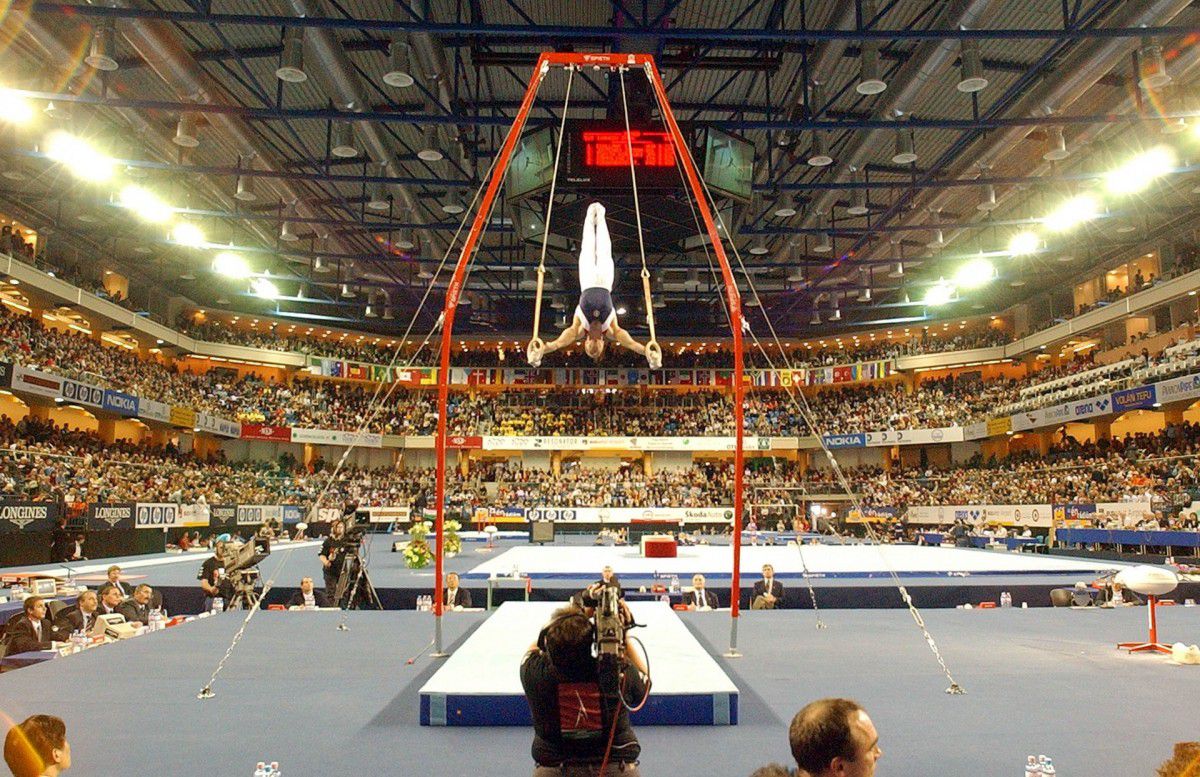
[172,222,206,247]
[251,277,280,300]
[0,89,34,125]
[1104,145,1177,195]
[119,185,173,223]
[212,252,250,279]
[923,281,956,306]
[1043,194,1099,232]
[1008,231,1041,256]
[954,258,994,289]
[44,130,115,182]
[616,306,627,315]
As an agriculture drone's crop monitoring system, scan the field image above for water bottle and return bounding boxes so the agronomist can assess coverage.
[270,762,280,775]
[1040,755,1055,776]
[212,597,224,614]
[1025,754,1042,776]
[1001,591,1012,608]
[254,762,266,777]
[671,574,680,593]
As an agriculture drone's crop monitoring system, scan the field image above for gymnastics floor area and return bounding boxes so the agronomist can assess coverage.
[2,605,1198,776]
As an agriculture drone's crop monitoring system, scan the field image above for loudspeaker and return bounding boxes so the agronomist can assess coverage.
[530,521,555,545]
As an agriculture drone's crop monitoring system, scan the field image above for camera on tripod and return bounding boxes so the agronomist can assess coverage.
[217,536,270,609]
[579,582,629,658]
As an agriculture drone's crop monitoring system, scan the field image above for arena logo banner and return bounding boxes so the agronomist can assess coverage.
[847,506,899,523]
[364,506,410,523]
[209,505,238,527]
[527,506,732,524]
[134,502,182,529]
[446,435,483,449]
[0,501,57,532]
[471,506,527,524]
[1154,372,1200,405]
[138,397,171,423]
[1111,385,1157,412]
[101,389,139,417]
[821,433,866,449]
[962,420,989,440]
[60,378,104,408]
[1069,392,1112,420]
[282,505,304,524]
[86,503,135,530]
[237,505,283,526]
[862,428,962,447]
[13,365,62,399]
[240,424,293,442]
[906,504,1052,527]
[169,405,197,429]
[290,427,382,448]
[196,413,241,438]
[0,358,12,388]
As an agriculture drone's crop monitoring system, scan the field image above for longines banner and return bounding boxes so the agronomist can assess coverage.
[290,427,382,448]
[527,506,733,524]
[0,358,13,388]
[86,503,135,530]
[0,501,58,532]
[905,504,1053,527]
[209,505,238,528]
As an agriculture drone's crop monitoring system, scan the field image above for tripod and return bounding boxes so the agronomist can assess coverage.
[226,569,262,610]
[334,552,382,610]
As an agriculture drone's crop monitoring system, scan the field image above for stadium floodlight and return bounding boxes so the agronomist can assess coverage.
[172,221,206,247]
[923,281,955,306]
[119,185,173,223]
[212,252,250,279]
[1042,194,1099,232]
[954,258,994,289]
[45,131,115,182]
[0,89,34,125]
[1104,145,1177,195]
[251,277,279,300]
[1008,231,1041,256]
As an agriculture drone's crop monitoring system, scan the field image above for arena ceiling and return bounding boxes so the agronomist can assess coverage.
[0,0,1198,340]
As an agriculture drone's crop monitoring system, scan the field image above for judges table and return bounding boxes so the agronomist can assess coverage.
[1056,528,1200,550]
[919,533,1041,551]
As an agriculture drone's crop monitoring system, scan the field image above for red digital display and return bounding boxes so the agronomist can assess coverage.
[582,130,676,168]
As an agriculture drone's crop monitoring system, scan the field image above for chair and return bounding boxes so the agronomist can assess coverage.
[46,600,69,621]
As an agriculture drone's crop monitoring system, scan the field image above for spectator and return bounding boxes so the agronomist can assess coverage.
[287,576,330,609]
[788,698,881,777]
[444,572,472,610]
[3,715,71,777]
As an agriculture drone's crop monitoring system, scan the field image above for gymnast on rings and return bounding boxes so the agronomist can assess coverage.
[527,202,661,369]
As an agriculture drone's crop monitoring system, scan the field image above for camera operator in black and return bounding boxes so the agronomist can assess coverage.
[319,520,349,597]
[521,585,650,776]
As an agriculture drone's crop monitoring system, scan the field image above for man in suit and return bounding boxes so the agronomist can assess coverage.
[751,564,785,609]
[5,597,62,654]
[116,584,153,627]
[685,574,719,610]
[50,518,74,563]
[95,584,123,617]
[54,590,99,635]
[287,576,331,609]
[103,565,131,598]
[596,565,624,597]
[445,572,473,610]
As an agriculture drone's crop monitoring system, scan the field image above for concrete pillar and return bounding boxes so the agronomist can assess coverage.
[27,403,50,421]
[303,443,318,469]
[97,418,116,443]
[1163,406,1185,426]
[551,450,561,475]
[643,454,652,477]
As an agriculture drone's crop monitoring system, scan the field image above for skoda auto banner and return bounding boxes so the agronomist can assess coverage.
[240,424,292,442]
[13,365,62,399]
[0,501,57,532]
[1112,385,1157,412]
[138,398,171,423]
[196,413,241,438]
[102,390,139,417]
[905,504,1052,527]
[60,378,104,408]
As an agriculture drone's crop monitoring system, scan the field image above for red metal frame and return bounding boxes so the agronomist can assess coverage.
[431,52,746,635]
[1117,595,1171,654]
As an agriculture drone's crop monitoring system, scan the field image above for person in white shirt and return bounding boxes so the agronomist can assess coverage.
[686,574,719,610]
[444,572,472,610]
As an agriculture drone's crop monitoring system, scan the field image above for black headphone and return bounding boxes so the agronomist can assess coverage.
[536,609,596,669]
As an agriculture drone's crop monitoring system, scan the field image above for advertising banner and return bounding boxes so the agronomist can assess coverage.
[526,506,733,524]
[237,505,283,526]
[169,405,197,429]
[134,502,182,529]
[0,501,58,532]
[905,504,1052,527]
[847,506,900,523]
[0,359,12,388]
[446,435,484,449]
[1111,385,1157,412]
[1154,372,1200,405]
[86,503,135,530]
[209,505,238,528]
[13,365,62,399]
[138,398,171,423]
[102,389,139,417]
[290,427,382,447]
[471,506,527,524]
[1069,392,1114,421]
[1054,501,1153,528]
[364,506,410,523]
[985,416,1012,437]
[181,504,210,526]
[196,413,241,438]
[821,433,866,449]
[962,420,989,440]
[282,505,304,524]
[240,424,293,443]
[862,428,962,447]
[60,378,104,408]
[479,435,760,451]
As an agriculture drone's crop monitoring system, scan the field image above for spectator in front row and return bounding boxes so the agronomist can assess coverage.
[788,698,881,777]
[686,574,719,610]
[752,564,784,610]
[103,565,130,598]
[116,584,153,627]
[444,572,472,610]
[287,576,330,609]
[5,596,62,654]
[54,590,99,634]
[95,584,123,617]
[3,714,71,777]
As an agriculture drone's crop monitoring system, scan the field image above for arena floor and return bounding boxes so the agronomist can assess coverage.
[1,606,1196,776]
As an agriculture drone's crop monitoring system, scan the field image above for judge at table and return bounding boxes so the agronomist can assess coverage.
[444,573,473,610]
[6,596,62,654]
[685,574,719,610]
[751,564,784,610]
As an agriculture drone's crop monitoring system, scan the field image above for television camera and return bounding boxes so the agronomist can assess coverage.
[216,536,271,609]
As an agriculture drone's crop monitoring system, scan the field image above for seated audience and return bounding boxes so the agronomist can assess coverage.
[287,576,331,608]
[5,597,62,654]
[54,590,99,634]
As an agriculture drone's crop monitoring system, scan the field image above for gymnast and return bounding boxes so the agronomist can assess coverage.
[527,202,661,368]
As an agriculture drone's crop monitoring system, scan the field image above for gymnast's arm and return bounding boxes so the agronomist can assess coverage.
[542,318,584,355]
[607,321,647,356]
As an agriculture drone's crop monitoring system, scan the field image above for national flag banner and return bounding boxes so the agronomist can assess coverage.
[851,364,862,381]
[371,364,389,382]
[553,369,568,385]
[582,369,598,385]
[675,370,694,386]
[649,370,666,386]
[330,360,344,378]
[808,367,831,386]
[833,365,853,383]
[715,371,733,386]
[420,368,437,386]
[347,363,368,381]
[626,370,641,385]
[694,370,712,386]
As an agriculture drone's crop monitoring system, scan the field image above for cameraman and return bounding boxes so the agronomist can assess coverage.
[319,519,349,596]
[198,540,233,611]
[521,585,649,776]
